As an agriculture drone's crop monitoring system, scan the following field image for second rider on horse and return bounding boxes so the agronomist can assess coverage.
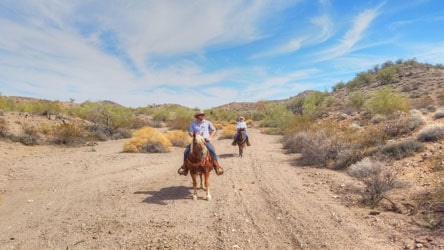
[231,116,251,146]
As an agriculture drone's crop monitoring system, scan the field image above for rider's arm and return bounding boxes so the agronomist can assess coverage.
[208,129,216,140]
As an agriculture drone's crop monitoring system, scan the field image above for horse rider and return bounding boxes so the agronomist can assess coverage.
[177,110,224,176]
[231,116,251,146]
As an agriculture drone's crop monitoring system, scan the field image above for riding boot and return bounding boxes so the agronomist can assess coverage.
[246,139,251,146]
[213,161,224,175]
[177,162,189,176]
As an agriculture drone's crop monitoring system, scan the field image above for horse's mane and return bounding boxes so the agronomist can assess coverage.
[190,134,207,157]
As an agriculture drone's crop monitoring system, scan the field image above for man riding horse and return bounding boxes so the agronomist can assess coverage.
[231,116,251,146]
[178,110,224,176]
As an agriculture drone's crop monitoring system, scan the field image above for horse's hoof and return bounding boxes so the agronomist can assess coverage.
[192,195,197,201]
[206,195,212,201]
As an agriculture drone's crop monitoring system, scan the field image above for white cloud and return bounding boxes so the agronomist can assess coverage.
[314,8,379,62]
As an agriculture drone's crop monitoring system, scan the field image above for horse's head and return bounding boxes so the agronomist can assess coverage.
[191,133,207,159]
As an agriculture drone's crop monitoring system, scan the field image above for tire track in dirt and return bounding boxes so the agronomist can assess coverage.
[213,128,399,249]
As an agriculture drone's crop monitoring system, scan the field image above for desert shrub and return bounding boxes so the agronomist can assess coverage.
[283,115,313,135]
[87,125,110,141]
[70,101,135,132]
[357,125,387,147]
[332,81,346,91]
[166,107,195,130]
[433,108,444,120]
[165,130,191,148]
[345,71,375,90]
[348,158,403,207]
[282,132,308,154]
[218,124,236,140]
[377,65,399,85]
[303,91,329,117]
[140,142,170,153]
[205,108,237,122]
[0,96,16,111]
[123,126,172,153]
[111,128,132,140]
[408,109,426,128]
[332,144,364,170]
[367,87,409,115]
[259,102,295,130]
[380,139,425,160]
[370,114,386,124]
[417,124,444,142]
[296,128,336,166]
[382,112,424,138]
[39,121,53,135]
[52,122,88,145]
[0,118,7,137]
[12,125,41,145]
[348,91,367,111]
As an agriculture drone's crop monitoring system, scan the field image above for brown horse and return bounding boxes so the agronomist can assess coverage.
[184,133,215,200]
[235,128,247,157]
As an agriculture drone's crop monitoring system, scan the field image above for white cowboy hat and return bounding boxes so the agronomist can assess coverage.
[194,110,205,118]
[239,116,245,120]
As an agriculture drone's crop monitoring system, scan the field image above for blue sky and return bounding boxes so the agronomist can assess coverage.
[1,0,443,109]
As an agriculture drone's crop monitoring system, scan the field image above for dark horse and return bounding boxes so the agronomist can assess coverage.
[184,133,216,200]
[235,128,247,157]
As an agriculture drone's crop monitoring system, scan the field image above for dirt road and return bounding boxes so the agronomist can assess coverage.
[0,128,413,249]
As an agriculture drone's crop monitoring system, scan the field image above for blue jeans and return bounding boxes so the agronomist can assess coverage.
[184,141,218,162]
[235,130,249,140]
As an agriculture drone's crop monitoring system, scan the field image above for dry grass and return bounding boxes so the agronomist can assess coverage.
[165,130,191,148]
[218,123,237,139]
[123,126,172,153]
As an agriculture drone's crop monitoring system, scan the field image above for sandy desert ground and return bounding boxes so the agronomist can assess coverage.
[0,128,442,249]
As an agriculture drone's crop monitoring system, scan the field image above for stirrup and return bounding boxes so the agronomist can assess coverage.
[214,164,224,175]
[178,166,188,176]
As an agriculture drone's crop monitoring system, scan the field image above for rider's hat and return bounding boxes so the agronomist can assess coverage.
[194,110,205,118]
[239,116,244,120]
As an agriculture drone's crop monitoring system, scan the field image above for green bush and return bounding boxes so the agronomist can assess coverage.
[348,91,367,111]
[332,81,346,91]
[69,101,135,133]
[367,87,409,115]
[377,65,399,85]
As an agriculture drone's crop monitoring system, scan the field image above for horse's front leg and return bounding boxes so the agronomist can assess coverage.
[191,173,198,201]
[199,173,206,190]
[204,171,211,201]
